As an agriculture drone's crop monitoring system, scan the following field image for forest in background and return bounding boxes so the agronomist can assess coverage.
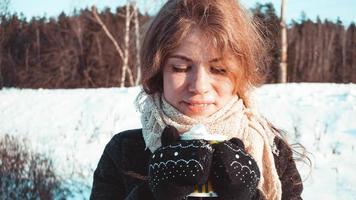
[0,3,355,89]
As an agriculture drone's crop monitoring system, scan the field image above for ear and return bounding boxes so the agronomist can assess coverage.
[161,126,180,146]
[229,137,245,149]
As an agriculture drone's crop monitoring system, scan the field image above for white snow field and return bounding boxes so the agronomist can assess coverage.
[0,83,355,199]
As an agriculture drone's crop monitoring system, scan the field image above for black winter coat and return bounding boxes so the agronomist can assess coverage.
[90,129,303,200]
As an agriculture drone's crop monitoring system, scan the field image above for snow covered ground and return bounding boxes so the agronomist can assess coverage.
[0,83,355,199]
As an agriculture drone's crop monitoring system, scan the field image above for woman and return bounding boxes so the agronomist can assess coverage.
[90,0,304,199]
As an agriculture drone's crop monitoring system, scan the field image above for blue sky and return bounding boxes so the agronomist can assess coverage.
[7,0,355,25]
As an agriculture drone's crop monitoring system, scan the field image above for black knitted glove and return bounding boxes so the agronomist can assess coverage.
[210,138,260,200]
[148,126,213,200]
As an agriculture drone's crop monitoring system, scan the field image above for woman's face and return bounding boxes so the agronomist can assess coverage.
[163,29,236,118]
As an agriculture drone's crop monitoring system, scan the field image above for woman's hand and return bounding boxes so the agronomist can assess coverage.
[148,126,214,200]
[210,138,261,200]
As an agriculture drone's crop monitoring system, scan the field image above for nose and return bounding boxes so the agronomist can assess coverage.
[188,66,210,94]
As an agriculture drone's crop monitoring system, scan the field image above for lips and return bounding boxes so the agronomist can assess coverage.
[184,101,214,106]
[184,99,214,104]
[182,100,214,115]
[188,103,210,107]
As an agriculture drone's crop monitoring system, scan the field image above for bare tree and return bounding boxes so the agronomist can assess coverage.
[0,0,11,88]
[133,1,141,86]
[91,5,134,87]
[0,56,3,88]
[121,1,134,87]
[279,0,288,83]
[36,28,41,67]
[70,16,96,87]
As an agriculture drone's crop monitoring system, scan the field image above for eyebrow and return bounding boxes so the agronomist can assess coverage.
[169,54,222,63]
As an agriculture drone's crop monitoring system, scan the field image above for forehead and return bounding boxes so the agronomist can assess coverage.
[168,29,222,62]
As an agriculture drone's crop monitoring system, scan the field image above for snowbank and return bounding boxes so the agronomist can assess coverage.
[1,83,355,199]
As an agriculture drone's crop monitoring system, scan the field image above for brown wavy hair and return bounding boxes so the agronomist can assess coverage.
[140,0,269,106]
[139,0,311,181]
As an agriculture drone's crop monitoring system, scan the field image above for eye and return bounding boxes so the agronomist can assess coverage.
[210,66,227,75]
[172,65,191,73]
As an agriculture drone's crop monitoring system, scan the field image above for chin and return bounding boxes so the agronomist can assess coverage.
[183,109,215,118]
[176,102,217,118]
[182,107,214,118]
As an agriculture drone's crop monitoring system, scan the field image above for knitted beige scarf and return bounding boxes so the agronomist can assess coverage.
[136,92,282,200]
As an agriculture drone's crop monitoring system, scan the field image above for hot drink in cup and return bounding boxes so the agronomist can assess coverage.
[180,124,227,198]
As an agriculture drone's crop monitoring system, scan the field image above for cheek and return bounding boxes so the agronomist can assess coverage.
[215,83,235,108]
[164,73,185,90]
[163,71,186,100]
[214,78,235,96]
